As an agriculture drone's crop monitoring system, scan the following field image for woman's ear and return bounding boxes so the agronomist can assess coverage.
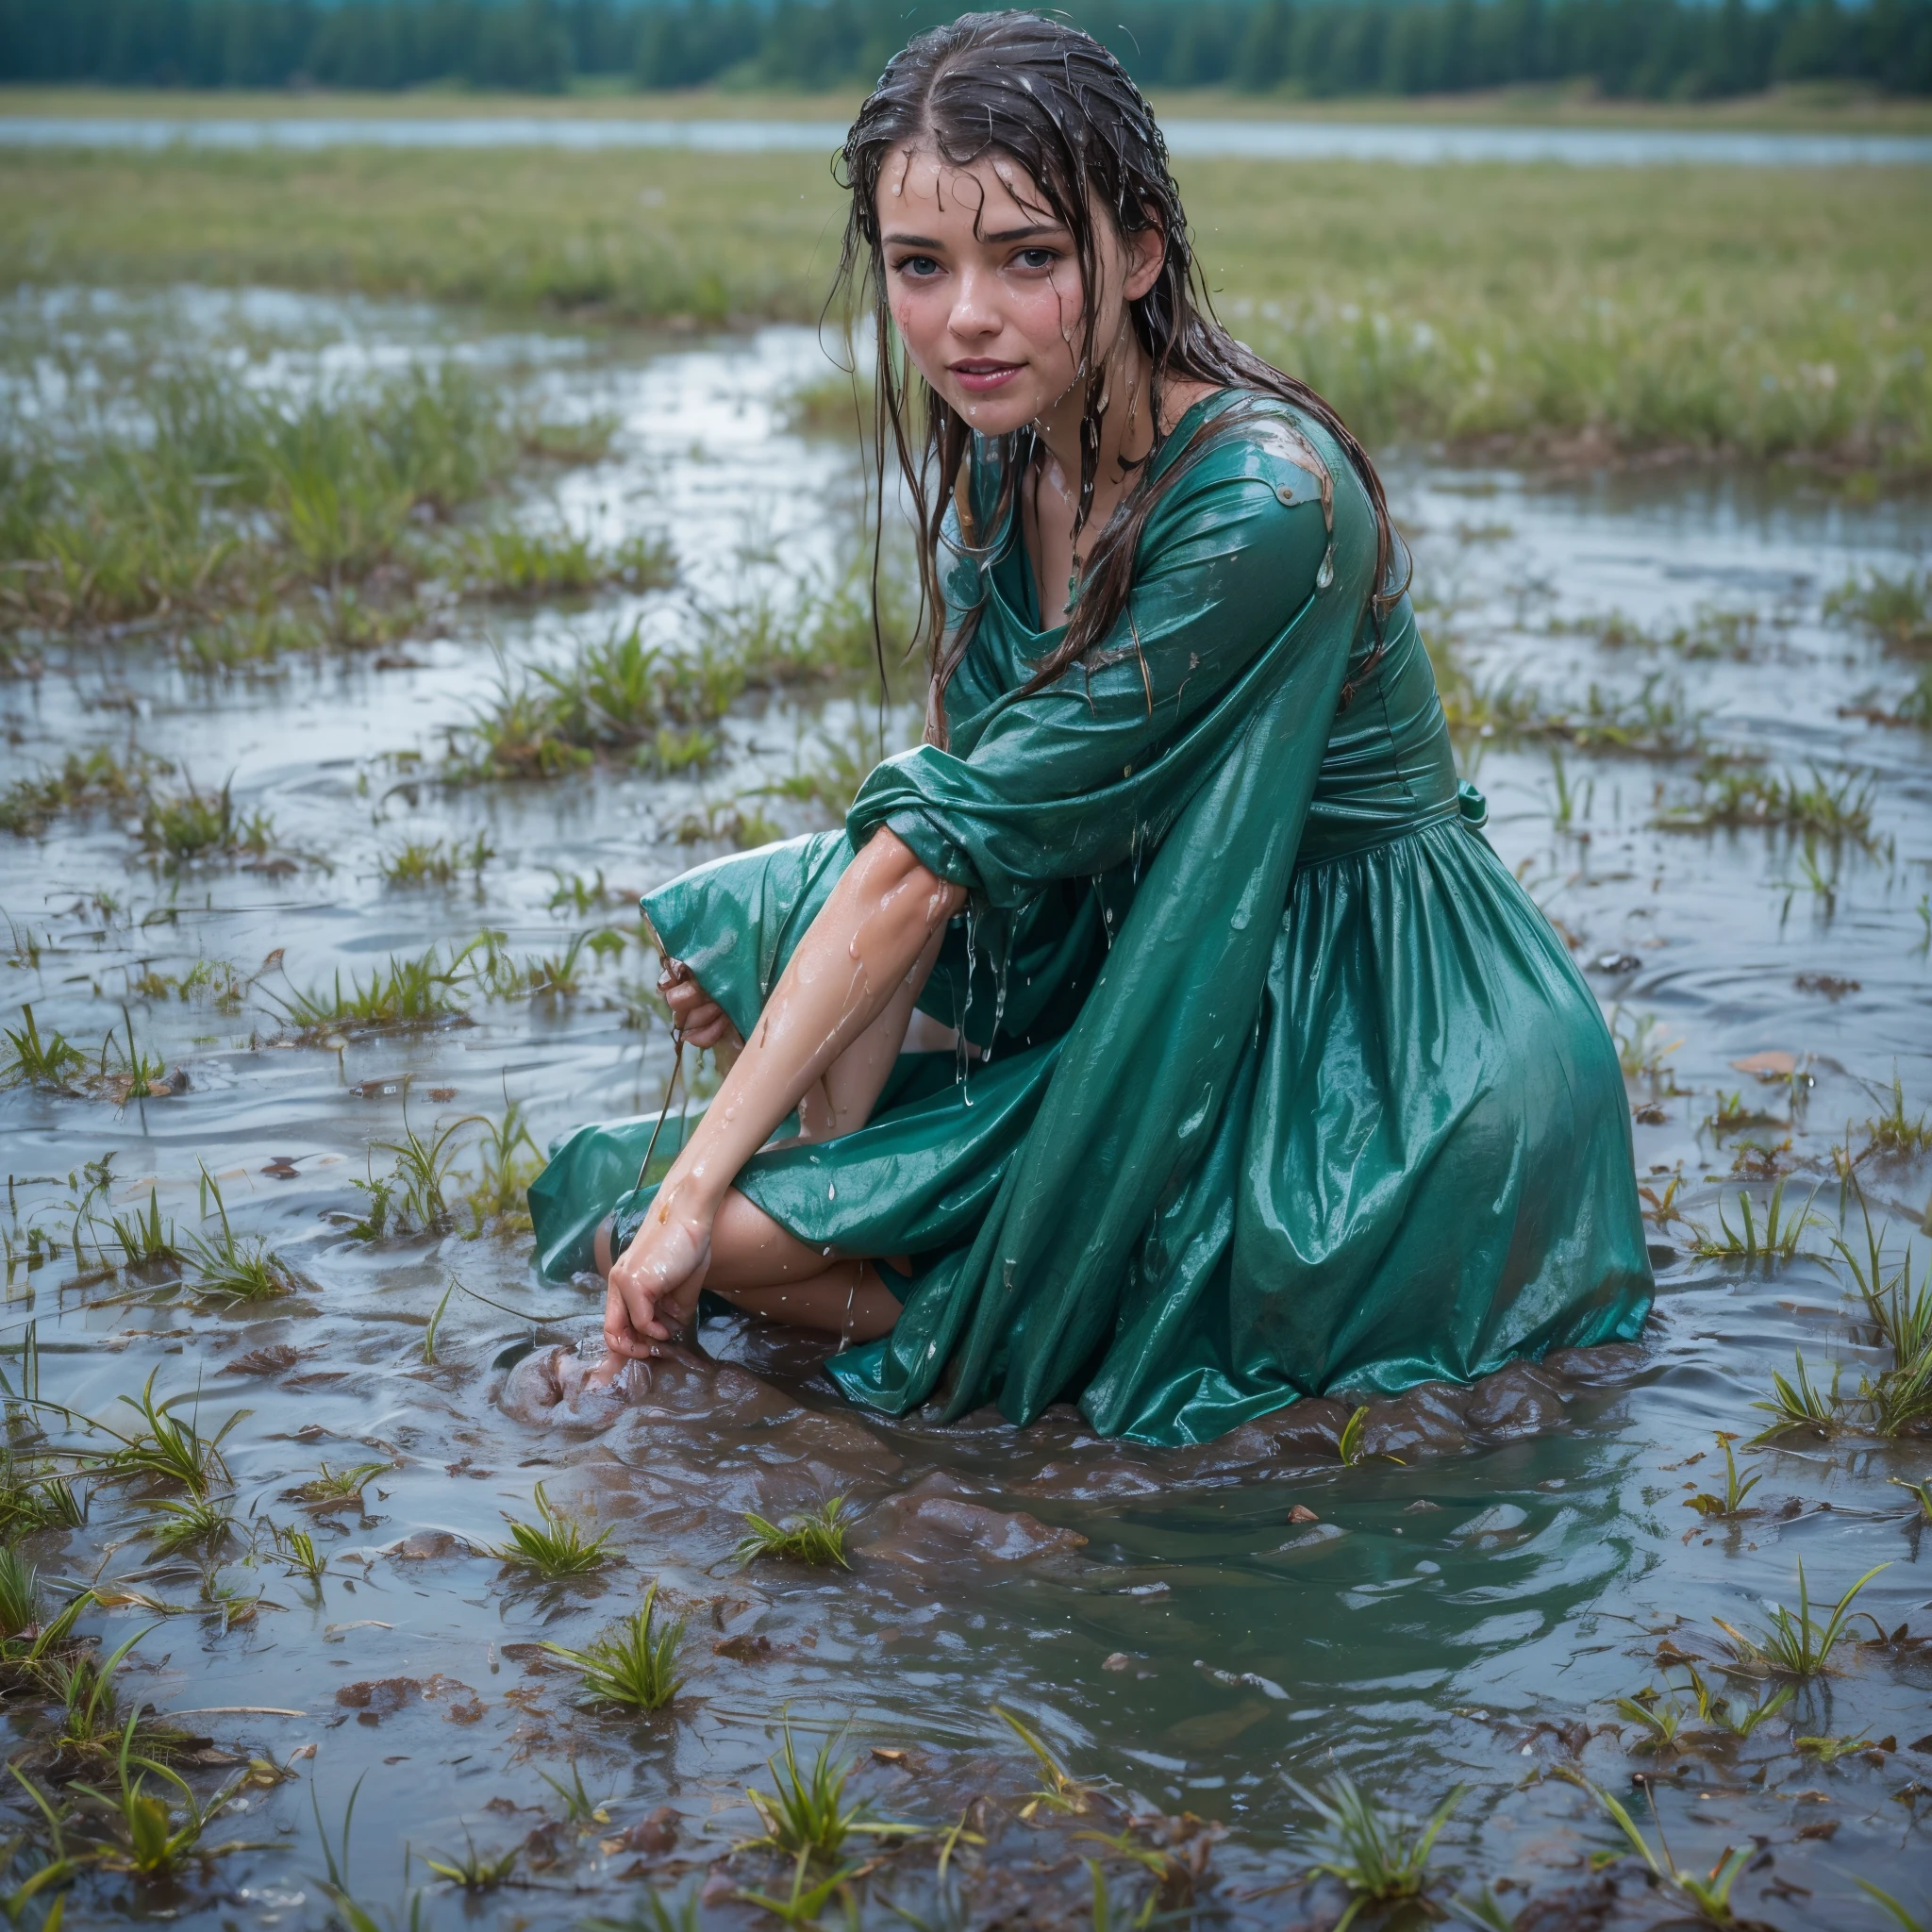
[1123,215,1167,304]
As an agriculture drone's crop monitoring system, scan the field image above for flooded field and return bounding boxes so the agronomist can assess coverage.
[3,289,1931,1931]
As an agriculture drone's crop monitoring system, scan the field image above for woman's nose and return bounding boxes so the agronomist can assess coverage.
[948,266,1002,340]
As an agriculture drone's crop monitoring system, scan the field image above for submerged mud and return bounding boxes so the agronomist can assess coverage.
[1,294,1930,1928]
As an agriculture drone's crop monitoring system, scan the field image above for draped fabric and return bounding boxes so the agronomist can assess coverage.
[528,392,1651,1445]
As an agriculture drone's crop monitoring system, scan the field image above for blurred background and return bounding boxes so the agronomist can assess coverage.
[5,0,1929,103]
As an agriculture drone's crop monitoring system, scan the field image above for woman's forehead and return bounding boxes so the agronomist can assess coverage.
[879,143,1059,227]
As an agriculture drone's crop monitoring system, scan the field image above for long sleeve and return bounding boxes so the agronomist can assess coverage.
[846,421,1338,911]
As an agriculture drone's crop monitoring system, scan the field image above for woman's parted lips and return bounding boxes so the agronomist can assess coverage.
[948,358,1024,392]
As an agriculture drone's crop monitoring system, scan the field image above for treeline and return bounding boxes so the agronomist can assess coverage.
[5,0,1929,100]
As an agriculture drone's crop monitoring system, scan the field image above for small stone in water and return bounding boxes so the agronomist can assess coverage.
[1288,1504,1320,1524]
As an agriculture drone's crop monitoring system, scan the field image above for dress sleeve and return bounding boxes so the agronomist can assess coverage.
[846,430,1340,909]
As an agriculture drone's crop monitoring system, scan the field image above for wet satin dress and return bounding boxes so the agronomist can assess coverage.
[529,391,1653,1446]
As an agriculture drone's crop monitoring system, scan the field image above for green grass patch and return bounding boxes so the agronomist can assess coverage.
[539,1580,686,1713]
[5,145,1928,473]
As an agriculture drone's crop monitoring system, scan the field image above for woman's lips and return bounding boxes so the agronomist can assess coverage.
[950,360,1023,394]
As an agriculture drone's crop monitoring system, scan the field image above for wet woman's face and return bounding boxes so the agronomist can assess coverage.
[876,145,1158,437]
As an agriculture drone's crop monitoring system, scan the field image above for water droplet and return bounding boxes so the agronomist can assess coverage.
[1316,544,1335,591]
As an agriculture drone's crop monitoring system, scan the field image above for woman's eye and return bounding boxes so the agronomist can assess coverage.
[894,256,941,279]
[1014,248,1058,271]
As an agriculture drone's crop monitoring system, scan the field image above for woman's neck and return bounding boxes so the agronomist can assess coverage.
[1029,332,1158,509]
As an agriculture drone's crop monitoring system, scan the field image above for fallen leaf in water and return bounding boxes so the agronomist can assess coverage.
[261,1157,299,1179]
[1287,1504,1320,1524]
[427,1086,458,1102]
[223,1345,300,1376]
[1732,1051,1797,1078]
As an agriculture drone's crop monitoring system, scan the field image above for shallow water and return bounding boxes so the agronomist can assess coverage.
[3,298,1931,1929]
[5,113,1932,168]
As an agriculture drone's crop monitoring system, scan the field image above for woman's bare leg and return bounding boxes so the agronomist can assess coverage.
[592,1190,905,1341]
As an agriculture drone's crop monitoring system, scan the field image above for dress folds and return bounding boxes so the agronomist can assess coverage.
[527,391,1652,1445]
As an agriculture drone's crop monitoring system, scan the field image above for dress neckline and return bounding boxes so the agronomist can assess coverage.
[992,388,1237,644]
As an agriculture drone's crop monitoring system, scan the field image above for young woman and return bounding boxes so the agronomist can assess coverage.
[527,9,1651,1446]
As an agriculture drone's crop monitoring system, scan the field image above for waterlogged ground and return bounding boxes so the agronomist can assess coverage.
[3,291,1932,1931]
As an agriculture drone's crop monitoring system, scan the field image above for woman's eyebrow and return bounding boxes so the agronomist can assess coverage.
[882,233,944,248]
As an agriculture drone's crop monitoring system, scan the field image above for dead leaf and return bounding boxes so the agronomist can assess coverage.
[1732,1051,1797,1079]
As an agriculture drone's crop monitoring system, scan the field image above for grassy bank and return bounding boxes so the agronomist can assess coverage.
[5,80,1932,132]
[3,143,1928,473]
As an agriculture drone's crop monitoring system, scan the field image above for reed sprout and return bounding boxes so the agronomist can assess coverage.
[53,1367,244,1498]
[142,1494,234,1557]
[378,833,494,887]
[180,1172,301,1302]
[1,1007,87,1092]
[71,1711,258,1880]
[1713,1558,1889,1677]
[994,1705,1094,1820]
[1749,1351,1844,1440]
[1684,1434,1762,1520]
[741,1723,918,1863]
[1686,1179,1822,1266]
[538,1580,685,1713]
[491,1481,616,1579]
[1557,1770,1750,1926]
[272,941,474,1036]
[137,774,276,867]
[1284,1773,1462,1930]
[423,1830,518,1890]
[292,1460,390,1507]
[735,1498,852,1571]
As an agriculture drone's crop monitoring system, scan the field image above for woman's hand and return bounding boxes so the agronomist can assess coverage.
[659,958,742,1054]
[605,1183,713,1358]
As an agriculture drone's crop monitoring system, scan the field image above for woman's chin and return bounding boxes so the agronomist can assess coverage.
[944,384,1046,437]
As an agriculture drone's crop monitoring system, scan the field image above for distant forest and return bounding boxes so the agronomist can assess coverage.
[6,0,1929,100]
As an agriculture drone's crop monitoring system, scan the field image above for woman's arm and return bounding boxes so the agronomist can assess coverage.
[606,828,965,1357]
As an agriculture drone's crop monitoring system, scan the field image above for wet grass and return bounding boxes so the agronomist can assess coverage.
[1,1005,87,1091]
[741,1724,914,1862]
[491,1481,616,1579]
[1,362,523,635]
[72,1712,258,1880]
[0,746,157,838]
[1284,1773,1461,1927]
[272,941,474,1037]
[538,1581,685,1713]
[451,624,741,782]
[1557,1772,1752,1926]
[137,774,277,867]
[735,1498,853,1571]
[450,525,675,602]
[345,1105,484,1243]
[8,148,1929,472]
[1657,762,1878,843]
[1713,1557,1888,1676]
[377,833,494,887]
[1685,1179,1824,1266]
[1826,565,1932,651]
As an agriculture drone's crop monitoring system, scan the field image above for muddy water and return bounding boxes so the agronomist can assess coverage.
[3,299,1931,1929]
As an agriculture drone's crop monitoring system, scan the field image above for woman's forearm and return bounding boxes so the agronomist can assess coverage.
[658,829,965,1219]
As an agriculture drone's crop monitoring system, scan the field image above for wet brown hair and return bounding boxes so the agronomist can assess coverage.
[834,8,1406,744]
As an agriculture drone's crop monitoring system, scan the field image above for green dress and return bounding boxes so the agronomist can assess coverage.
[529,391,1652,1446]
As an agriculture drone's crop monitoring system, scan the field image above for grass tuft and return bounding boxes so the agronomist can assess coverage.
[492,1480,616,1579]
[1713,1557,1888,1676]
[1826,566,1932,653]
[735,1497,852,1570]
[0,1006,87,1091]
[538,1579,686,1713]
[1285,1773,1462,1929]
